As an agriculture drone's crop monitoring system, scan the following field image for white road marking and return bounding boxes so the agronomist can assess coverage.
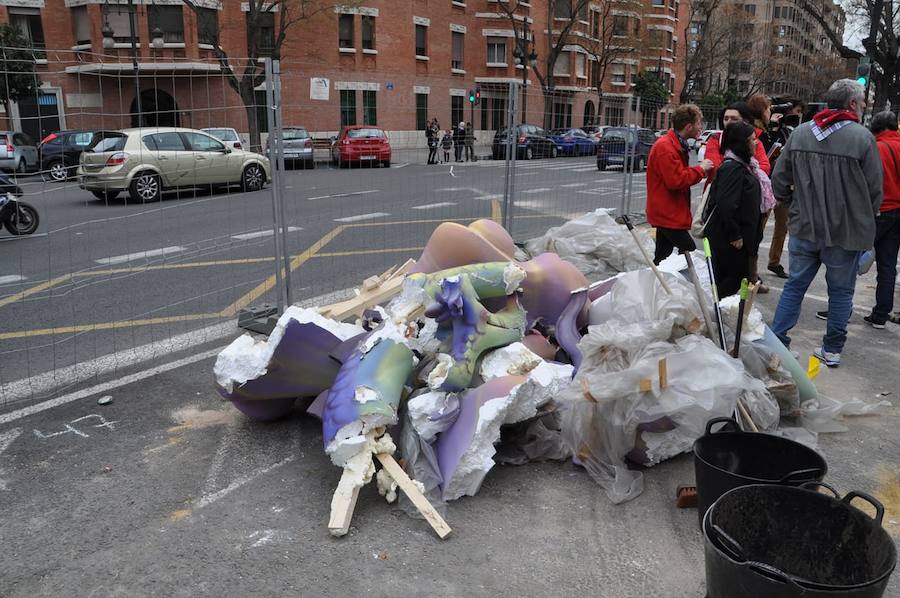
[0,233,47,242]
[577,189,620,196]
[560,182,589,188]
[0,347,223,425]
[0,427,21,490]
[196,455,297,509]
[476,194,503,201]
[202,420,238,497]
[0,275,26,284]
[333,212,390,223]
[95,246,187,265]
[231,227,302,241]
[449,166,457,178]
[522,188,551,194]
[306,189,380,201]
[570,166,599,172]
[434,187,465,192]
[412,202,456,210]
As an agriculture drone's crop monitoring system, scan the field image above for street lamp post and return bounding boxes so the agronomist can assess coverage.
[513,22,537,124]
[102,0,164,126]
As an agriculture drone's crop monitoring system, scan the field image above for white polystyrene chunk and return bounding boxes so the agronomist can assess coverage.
[428,353,453,389]
[387,279,426,322]
[408,390,454,442]
[354,386,378,404]
[503,262,527,294]
[504,361,574,424]
[480,342,543,381]
[213,306,363,393]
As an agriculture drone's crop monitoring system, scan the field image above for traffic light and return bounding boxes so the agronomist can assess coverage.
[468,89,476,104]
[857,57,871,86]
[474,87,481,105]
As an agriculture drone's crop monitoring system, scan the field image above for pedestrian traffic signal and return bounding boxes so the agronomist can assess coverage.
[474,88,481,105]
[857,57,871,86]
[468,89,476,104]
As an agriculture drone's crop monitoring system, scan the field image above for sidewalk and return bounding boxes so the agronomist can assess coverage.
[1,225,898,597]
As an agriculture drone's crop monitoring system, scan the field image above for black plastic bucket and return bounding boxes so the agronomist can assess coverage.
[704,483,897,598]
[693,417,826,526]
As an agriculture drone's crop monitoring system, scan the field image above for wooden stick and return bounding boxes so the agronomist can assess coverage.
[328,468,363,537]
[737,399,760,433]
[639,378,653,392]
[621,215,672,295]
[684,251,718,344]
[741,281,760,333]
[375,453,452,540]
[658,358,668,389]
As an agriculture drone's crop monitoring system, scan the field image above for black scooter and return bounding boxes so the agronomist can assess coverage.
[0,173,38,235]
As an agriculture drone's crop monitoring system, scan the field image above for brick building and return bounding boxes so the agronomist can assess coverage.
[0,0,689,146]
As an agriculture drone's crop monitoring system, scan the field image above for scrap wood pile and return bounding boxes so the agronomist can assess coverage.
[212,209,885,538]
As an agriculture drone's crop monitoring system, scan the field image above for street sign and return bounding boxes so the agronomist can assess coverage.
[310,78,329,101]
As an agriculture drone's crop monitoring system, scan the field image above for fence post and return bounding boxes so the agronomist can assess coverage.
[625,123,637,216]
[264,57,286,314]
[272,59,293,307]
[502,81,520,232]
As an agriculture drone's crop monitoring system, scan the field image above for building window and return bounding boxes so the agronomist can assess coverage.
[9,7,46,55]
[743,4,756,15]
[652,0,665,6]
[634,18,641,36]
[605,102,624,126]
[487,37,506,64]
[197,7,218,46]
[613,16,628,36]
[361,15,375,50]
[611,64,626,83]
[577,2,588,20]
[591,11,600,37]
[667,30,673,50]
[71,6,91,46]
[148,5,184,44]
[554,0,572,19]
[105,4,137,43]
[451,95,464,128]
[363,90,377,125]
[339,14,354,49]
[553,102,572,129]
[416,93,428,130]
[340,90,357,126]
[575,53,586,78]
[415,24,427,56]
[451,31,464,70]
[553,52,570,76]
[248,11,275,56]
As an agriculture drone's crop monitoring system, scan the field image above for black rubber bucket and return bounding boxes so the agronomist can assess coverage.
[704,483,897,598]
[693,417,826,526]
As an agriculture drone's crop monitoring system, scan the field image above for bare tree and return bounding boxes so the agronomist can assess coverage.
[184,0,351,149]
[680,0,748,102]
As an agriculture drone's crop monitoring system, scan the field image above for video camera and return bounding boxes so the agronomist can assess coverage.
[769,99,803,129]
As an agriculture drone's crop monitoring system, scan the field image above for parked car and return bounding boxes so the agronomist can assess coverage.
[201,127,244,151]
[549,128,597,156]
[78,127,271,203]
[0,131,37,174]
[331,126,391,167]
[268,126,314,168]
[39,130,112,182]
[697,129,721,162]
[583,125,610,141]
[596,127,658,171]
[698,129,720,146]
[491,124,559,160]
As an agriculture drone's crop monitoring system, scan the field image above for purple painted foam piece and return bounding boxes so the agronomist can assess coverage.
[434,376,525,499]
[306,389,329,420]
[555,288,588,373]
[218,320,343,404]
[330,332,368,364]
[229,397,296,421]
[425,276,481,361]
[520,253,590,327]
[588,277,618,301]
[322,343,365,445]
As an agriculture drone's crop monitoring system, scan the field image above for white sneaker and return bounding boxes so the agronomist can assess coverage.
[813,347,841,368]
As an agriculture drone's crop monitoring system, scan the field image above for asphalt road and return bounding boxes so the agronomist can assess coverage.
[0,153,644,405]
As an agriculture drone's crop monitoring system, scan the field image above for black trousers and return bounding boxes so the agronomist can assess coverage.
[711,244,750,298]
[427,145,437,164]
[653,227,697,265]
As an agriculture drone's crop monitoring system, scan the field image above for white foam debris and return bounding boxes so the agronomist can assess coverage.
[503,262,527,294]
[360,317,409,354]
[504,361,574,424]
[214,307,364,392]
[428,354,454,389]
[386,279,427,323]
[329,431,397,536]
[406,317,441,354]
[480,342,543,381]
[408,391,455,442]
[719,295,765,342]
[376,467,398,503]
[355,386,378,404]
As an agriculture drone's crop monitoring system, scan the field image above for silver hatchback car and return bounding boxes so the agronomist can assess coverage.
[0,131,38,173]
[78,127,271,203]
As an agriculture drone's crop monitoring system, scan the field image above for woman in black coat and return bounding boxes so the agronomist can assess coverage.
[704,121,762,297]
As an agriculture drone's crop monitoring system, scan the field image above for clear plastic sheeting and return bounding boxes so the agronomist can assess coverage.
[560,333,774,504]
[799,394,892,434]
[523,209,650,279]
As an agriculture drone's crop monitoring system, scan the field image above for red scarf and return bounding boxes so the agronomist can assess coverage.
[813,109,859,128]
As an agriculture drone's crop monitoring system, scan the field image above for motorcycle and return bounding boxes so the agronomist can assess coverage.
[0,173,38,235]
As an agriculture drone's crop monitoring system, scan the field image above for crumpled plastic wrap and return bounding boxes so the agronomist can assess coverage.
[799,394,892,433]
[559,333,775,504]
[524,209,650,278]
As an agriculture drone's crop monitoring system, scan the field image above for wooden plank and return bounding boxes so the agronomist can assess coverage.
[319,276,406,321]
[328,468,363,537]
[658,359,668,389]
[375,453,452,540]
[639,379,652,393]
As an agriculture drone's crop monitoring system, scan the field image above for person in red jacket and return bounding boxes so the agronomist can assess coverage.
[866,111,900,327]
[704,102,771,181]
[646,103,714,264]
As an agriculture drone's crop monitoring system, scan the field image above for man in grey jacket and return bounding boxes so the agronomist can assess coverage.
[770,79,883,367]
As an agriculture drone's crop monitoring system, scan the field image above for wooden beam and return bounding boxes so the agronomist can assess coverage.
[328,467,363,537]
[658,358,668,389]
[375,453,452,540]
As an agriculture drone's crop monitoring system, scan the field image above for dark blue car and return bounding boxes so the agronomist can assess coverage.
[596,127,658,171]
[549,128,597,156]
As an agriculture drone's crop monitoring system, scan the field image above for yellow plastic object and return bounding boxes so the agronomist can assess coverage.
[807,355,821,381]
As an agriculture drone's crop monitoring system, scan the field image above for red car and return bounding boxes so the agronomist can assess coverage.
[331,125,391,167]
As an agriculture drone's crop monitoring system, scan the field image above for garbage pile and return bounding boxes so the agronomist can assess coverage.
[211,209,880,538]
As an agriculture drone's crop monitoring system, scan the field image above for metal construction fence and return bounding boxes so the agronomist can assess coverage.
[0,50,728,409]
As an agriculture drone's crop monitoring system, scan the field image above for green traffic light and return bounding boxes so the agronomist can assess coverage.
[857,76,867,85]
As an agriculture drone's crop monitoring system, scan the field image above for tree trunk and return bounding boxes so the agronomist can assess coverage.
[542,88,554,130]
[244,97,262,153]
[597,91,604,125]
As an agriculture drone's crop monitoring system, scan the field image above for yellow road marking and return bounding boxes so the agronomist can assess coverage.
[0,274,73,309]
[315,247,423,258]
[491,199,502,222]
[218,225,346,317]
[0,313,222,340]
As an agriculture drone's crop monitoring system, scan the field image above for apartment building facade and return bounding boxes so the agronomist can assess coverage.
[0,0,690,144]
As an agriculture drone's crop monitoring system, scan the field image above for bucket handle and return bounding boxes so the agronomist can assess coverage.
[842,491,885,525]
[709,523,745,561]
[778,468,825,485]
[746,561,808,594]
[705,417,740,436]
[801,481,840,498]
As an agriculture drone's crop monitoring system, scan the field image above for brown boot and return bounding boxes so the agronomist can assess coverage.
[749,255,769,293]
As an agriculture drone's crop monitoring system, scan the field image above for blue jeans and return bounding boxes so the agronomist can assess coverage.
[772,237,860,353]
[872,209,900,323]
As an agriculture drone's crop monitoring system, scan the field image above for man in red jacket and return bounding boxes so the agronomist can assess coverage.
[646,103,714,264]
